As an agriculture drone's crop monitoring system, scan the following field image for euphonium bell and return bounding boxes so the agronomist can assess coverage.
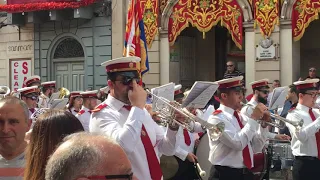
[146,89,225,141]
[58,87,70,99]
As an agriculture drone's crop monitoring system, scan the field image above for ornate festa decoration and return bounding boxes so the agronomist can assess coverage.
[253,0,279,38]
[0,0,95,13]
[168,0,243,49]
[140,0,159,48]
[160,0,169,14]
[292,0,320,41]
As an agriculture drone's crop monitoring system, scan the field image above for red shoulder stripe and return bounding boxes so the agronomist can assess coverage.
[77,110,85,115]
[92,104,108,112]
[213,110,222,115]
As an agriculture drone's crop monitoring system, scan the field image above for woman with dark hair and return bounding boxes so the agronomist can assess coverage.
[67,91,83,116]
[24,109,84,180]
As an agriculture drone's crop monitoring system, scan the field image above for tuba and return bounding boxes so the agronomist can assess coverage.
[58,87,70,99]
[146,89,225,141]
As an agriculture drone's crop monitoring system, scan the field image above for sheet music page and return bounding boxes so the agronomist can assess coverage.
[151,83,175,112]
[181,81,219,109]
[51,98,69,109]
[268,86,289,110]
[48,92,61,106]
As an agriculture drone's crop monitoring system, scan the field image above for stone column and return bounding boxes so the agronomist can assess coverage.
[111,0,126,58]
[244,23,255,93]
[280,21,300,85]
[159,30,170,85]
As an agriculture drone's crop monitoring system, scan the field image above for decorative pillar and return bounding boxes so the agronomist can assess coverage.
[159,30,170,85]
[280,21,300,85]
[111,0,125,58]
[244,23,255,94]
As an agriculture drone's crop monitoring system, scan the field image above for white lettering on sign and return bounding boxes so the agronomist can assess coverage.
[7,41,33,55]
[256,45,276,60]
[10,60,31,91]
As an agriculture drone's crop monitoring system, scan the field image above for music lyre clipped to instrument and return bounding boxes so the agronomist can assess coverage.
[241,102,303,130]
[146,89,225,141]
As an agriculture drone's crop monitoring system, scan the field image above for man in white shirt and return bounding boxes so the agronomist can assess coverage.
[0,96,31,180]
[38,81,56,108]
[207,76,270,180]
[90,56,178,180]
[16,86,40,118]
[286,79,320,180]
[241,79,290,141]
[76,90,98,131]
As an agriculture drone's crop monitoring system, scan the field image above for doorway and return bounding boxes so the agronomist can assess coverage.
[52,38,85,91]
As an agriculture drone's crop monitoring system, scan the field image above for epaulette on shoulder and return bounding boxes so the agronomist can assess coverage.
[92,103,108,113]
[77,109,85,115]
[213,110,222,115]
[288,107,296,113]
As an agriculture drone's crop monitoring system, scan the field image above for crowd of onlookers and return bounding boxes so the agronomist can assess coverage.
[0,96,134,180]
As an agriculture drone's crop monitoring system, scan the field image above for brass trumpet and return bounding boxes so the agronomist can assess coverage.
[241,102,303,130]
[147,90,225,141]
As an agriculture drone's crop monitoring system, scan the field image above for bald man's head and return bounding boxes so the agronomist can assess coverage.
[45,132,133,180]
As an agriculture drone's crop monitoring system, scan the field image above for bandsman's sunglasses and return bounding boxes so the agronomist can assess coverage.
[116,77,141,86]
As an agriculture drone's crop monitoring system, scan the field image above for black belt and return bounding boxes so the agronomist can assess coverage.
[295,156,319,161]
[215,165,252,175]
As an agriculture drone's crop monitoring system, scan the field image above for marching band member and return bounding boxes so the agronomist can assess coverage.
[241,79,290,141]
[90,56,178,180]
[207,76,269,180]
[67,91,83,116]
[76,90,98,131]
[98,86,109,103]
[17,86,40,118]
[23,75,41,88]
[286,79,320,180]
[38,81,56,108]
[174,84,184,104]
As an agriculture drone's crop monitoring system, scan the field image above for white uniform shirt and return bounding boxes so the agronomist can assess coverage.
[90,95,177,180]
[175,127,195,161]
[241,98,276,139]
[286,104,320,157]
[38,93,50,108]
[69,107,79,116]
[208,104,268,168]
[75,106,91,131]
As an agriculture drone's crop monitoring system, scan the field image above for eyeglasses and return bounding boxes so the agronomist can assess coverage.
[227,65,234,67]
[309,69,316,72]
[87,172,133,180]
[115,77,141,86]
[304,93,318,98]
[25,96,39,101]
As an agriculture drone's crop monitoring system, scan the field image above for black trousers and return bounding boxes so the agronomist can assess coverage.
[170,156,198,180]
[208,165,254,180]
[292,156,320,180]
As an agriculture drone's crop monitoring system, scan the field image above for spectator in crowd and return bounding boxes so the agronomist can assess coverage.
[45,132,136,180]
[267,80,281,106]
[278,84,298,136]
[0,97,31,180]
[24,109,84,180]
[299,67,320,89]
[223,60,245,86]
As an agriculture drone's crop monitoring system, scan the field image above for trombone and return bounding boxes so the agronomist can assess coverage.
[146,89,225,141]
[241,102,303,130]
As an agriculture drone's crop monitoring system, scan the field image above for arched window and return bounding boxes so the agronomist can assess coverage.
[53,38,84,58]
